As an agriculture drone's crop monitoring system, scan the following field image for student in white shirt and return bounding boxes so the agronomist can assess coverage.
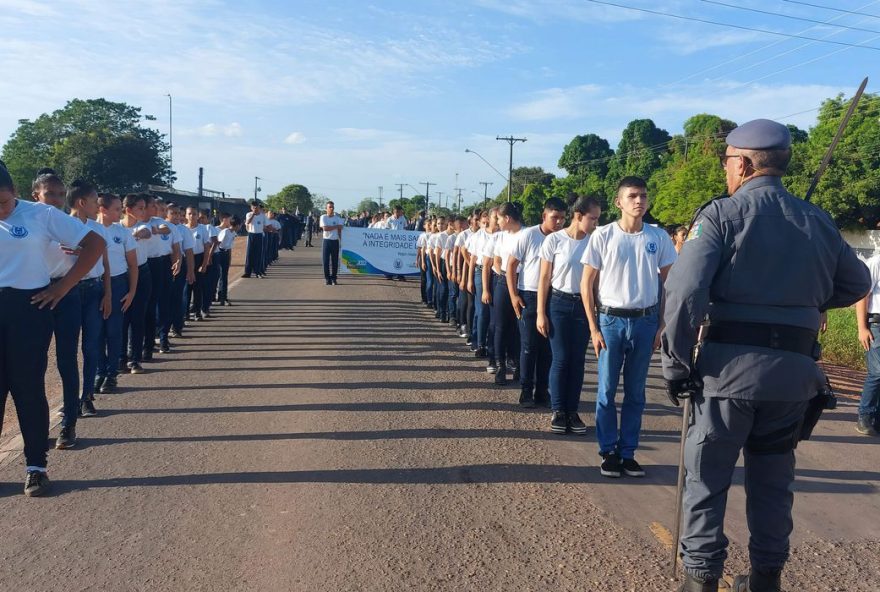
[0,166,104,496]
[479,209,501,371]
[200,209,220,317]
[416,229,429,305]
[167,204,195,337]
[185,206,212,320]
[319,201,344,285]
[265,210,281,266]
[215,213,242,306]
[491,202,524,385]
[456,212,479,343]
[430,217,450,320]
[119,194,153,374]
[386,205,407,231]
[141,195,172,363]
[507,197,566,409]
[467,209,491,357]
[423,219,437,308]
[443,218,463,324]
[536,196,601,434]
[95,193,138,395]
[580,176,677,478]
[244,200,267,278]
[856,254,880,435]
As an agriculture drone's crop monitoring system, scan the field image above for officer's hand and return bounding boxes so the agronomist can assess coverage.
[859,327,874,352]
[591,332,606,358]
[665,377,703,407]
[536,313,550,338]
[513,295,526,319]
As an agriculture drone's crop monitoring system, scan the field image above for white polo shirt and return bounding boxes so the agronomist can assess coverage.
[581,222,677,309]
[455,228,473,251]
[128,222,152,266]
[540,228,591,294]
[386,216,407,230]
[246,211,266,234]
[83,219,108,280]
[467,229,487,264]
[865,254,880,314]
[511,225,551,291]
[189,224,207,255]
[320,214,344,240]
[416,232,428,250]
[103,222,137,277]
[0,200,91,289]
[152,217,173,257]
[176,222,195,253]
[442,232,457,254]
[494,229,521,273]
[218,227,236,250]
[481,232,500,270]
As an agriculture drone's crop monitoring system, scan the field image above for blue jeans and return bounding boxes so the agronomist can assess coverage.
[425,259,435,306]
[448,278,458,320]
[519,290,551,393]
[215,250,231,303]
[595,311,658,459]
[492,273,519,367]
[79,279,105,402]
[322,239,339,281]
[437,261,449,319]
[548,292,590,411]
[53,286,81,428]
[204,260,220,313]
[169,261,187,335]
[474,270,488,348]
[859,324,880,419]
[99,273,128,379]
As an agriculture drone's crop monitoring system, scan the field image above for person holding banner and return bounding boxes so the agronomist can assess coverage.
[319,201,344,285]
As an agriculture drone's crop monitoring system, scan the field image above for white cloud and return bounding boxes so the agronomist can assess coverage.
[506,85,602,120]
[334,128,412,142]
[193,123,243,138]
[284,131,307,145]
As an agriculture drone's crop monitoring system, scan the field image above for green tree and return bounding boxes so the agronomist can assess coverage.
[514,183,549,225]
[498,166,555,202]
[356,198,380,214]
[265,183,313,214]
[787,93,880,227]
[558,133,614,177]
[1,98,172,193]
[605,119,672,199]
[649,114,735,225]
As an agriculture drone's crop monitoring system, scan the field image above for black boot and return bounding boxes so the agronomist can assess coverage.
[679,573,718,592]
[494,365,508,386]
[732,569,782,592]
[518,387,535,408]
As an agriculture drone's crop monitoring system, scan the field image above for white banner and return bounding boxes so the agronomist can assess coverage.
[338,227,421,276]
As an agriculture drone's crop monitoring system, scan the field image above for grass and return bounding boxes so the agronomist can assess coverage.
[820,307,865,370]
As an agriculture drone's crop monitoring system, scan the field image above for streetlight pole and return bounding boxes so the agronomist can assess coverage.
[496,136,527,202]
[165,94,173,185]
[254,176,261,202]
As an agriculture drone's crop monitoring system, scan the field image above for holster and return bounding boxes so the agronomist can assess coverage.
[799,373,838,442]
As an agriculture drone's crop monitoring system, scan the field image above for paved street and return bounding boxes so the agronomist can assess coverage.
[0,245,877,591]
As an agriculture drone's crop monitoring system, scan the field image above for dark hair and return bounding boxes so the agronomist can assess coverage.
[327,201,335,206]
[220,212,231,219]
[0,162,13,192]
[230,216,242,227]
[543,197,567,213]
[66,179,97,209]
[123,193,144,210]
[617,176,647,193]
[35,167,57,176]
[32,173,64,193]
[97,193,120,209]
[393,205,403,212]
[201,208,211,217]
[572,195,601,216]
[140,192,154,205]
[497,201,523,222]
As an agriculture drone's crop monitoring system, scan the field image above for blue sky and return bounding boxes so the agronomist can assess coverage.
[1,0,877,209]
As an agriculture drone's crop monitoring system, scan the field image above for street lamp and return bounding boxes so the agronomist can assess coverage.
[165,94,173,185]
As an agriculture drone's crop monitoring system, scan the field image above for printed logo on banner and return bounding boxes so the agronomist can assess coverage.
[9,225,29,239]
[394,258,403,270]
[646,241,658,254]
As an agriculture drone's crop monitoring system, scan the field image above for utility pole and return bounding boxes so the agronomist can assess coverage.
[165,94,173,185]
[378,186,383,209]
[496,136,527,202]
[437,192,444,212]
[254,176,261,202]
[395,183,405,201]
[455,187,463,213]
[479,181,493,207]
[420,181,435,214]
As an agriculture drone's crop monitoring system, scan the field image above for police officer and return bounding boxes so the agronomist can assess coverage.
[661,119,870,592]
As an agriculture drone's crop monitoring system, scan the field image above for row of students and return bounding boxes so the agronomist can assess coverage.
[0,163,245,496]
[417,177,677,478]
[242,200,282,278]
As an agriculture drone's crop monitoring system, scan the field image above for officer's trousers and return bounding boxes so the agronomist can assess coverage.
[680,396,808,582]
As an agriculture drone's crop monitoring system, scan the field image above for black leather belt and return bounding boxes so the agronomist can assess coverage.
[552,289,581,301]
[598,305,657,318]
[78,277,101,287]
[869,313,880,325]
[475,264,483,270]
[218,248,231,252]
[702,321,820,359]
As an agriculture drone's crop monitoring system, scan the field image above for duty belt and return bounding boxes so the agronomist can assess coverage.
[702,321,820,360]
[552,289,581,301]
[598,304,657,318]
[869,313,880,325]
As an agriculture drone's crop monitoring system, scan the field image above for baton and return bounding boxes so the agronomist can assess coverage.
[804,77,868,203]
[670,395,691,578]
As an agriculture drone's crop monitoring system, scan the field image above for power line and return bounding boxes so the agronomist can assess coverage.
[583,0,880,50]
[782,0,880,19]
[703,0,880,34]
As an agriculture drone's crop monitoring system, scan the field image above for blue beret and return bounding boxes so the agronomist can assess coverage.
[726,119,791,150]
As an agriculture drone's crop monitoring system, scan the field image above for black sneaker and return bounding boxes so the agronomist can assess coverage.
[567,413,587,434]
[129,363,144,375]
[475,347,488,359]
[512,367,521,382]
[518,388,535,408]
[856,416,879,436]
[80,400,98,417]
[142,350,153,362]
[159,342,171,354]
[24,470,50,497]
[118,359,129,373]
[534,390,550,408]
[56,426,77,449]
[494,365,508,386]
[550,411,567,433]
[621,458,645,477]
[94,375,106,393]
[332,279,338,285]
[600,453,623,478]
[486,360,498,373]
[100,376,117,394]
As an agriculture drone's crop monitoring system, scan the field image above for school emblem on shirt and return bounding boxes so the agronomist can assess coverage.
[113,236,122,244]
[161,234,169,241]
[9,225,28,239]
[646,241,658,254]
[687,222,703,242]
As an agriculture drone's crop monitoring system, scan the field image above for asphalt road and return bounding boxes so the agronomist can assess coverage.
[0,243,877,591]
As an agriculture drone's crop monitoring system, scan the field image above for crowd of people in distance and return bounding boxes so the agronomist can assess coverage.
[415,177,678,479]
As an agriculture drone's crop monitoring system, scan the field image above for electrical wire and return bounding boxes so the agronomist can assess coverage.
[782,0,880,19]
[703,0,880,34]
[583,0,880,50]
